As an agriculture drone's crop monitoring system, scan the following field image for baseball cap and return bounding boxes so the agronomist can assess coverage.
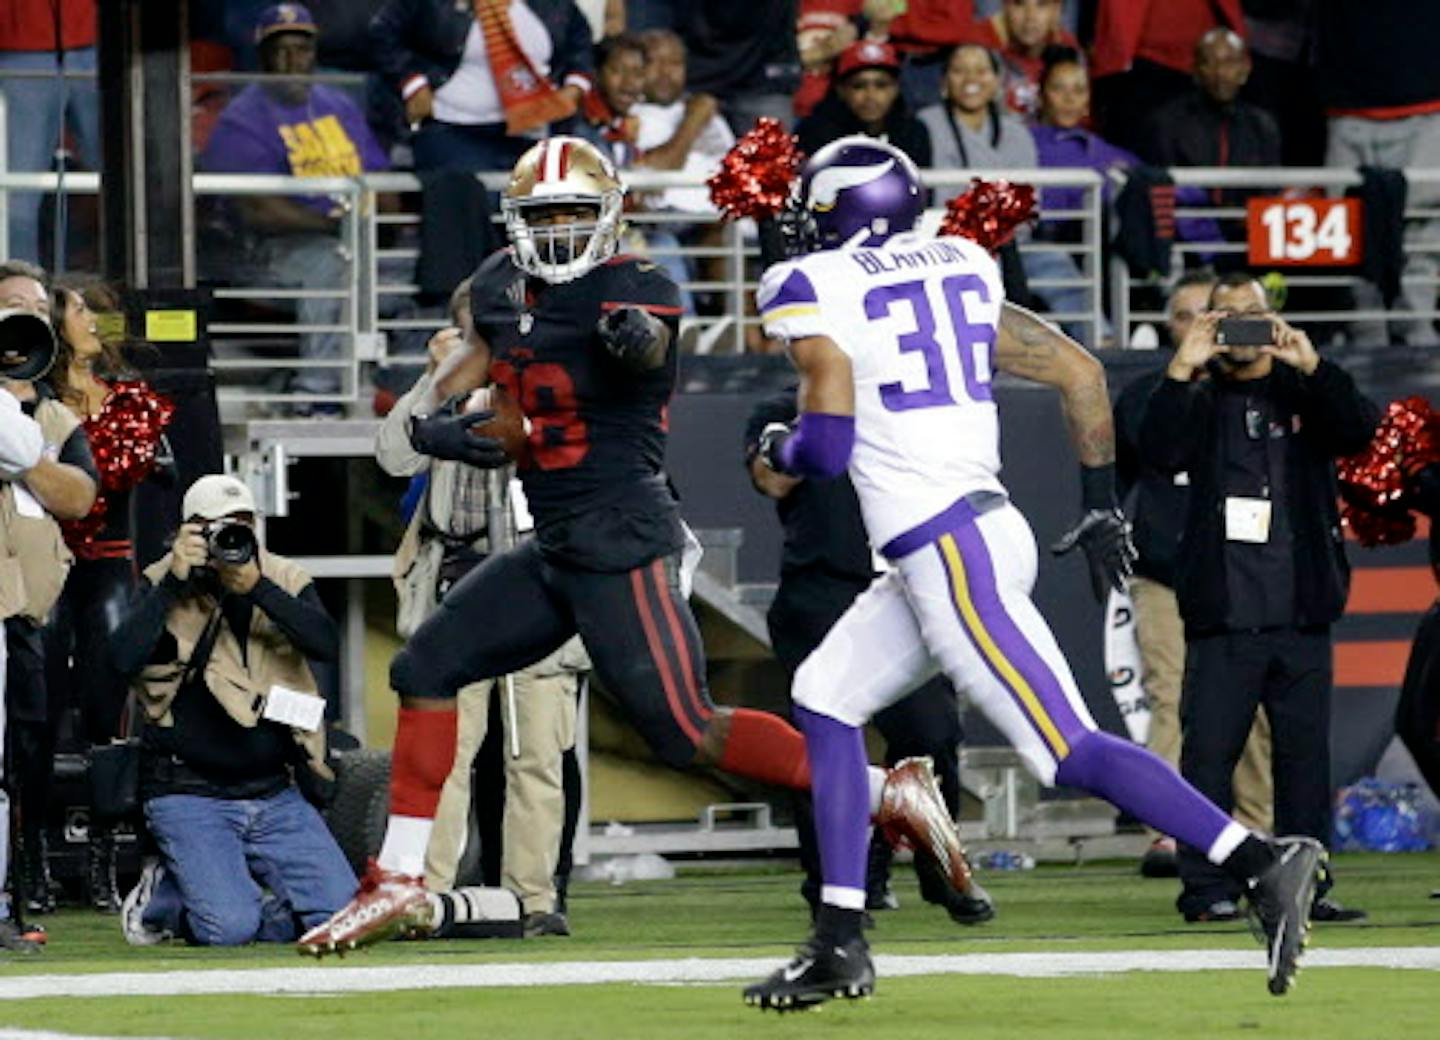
[255,3,317,44]
[183,475,257,521]
[835,40,900,80]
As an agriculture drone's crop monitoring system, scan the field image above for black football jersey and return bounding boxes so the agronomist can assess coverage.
[468,248,685,570]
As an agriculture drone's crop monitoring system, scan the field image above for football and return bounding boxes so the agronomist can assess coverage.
[462,384,531,462]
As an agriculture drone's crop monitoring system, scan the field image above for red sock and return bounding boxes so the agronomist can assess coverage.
[389,706,459,817]
[716,708,812,791]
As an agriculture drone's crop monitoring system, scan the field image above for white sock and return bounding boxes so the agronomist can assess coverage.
[821,885,866,911]
[1207,821,1251,867]
[867,766,888,815]
[377,815,434,877]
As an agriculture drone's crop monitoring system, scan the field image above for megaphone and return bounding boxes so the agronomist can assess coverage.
[0,308,57,382]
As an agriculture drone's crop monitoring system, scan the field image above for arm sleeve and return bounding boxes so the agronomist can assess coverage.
[1296,359,1381,457]
[375,374,434,477]
[552,3,596,90]
[1137,376,1209,474]
[59,426,99,483]
[369,0,426,90]
[249,578,340,663]
[110,573,186,677]
[758,262,829,343]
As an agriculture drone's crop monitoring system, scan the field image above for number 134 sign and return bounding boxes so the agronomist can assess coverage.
[1246,197,1363,266]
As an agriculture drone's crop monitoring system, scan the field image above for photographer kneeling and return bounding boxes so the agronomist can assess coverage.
[112,475,355,946]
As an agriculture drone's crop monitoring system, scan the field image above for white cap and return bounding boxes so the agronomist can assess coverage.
[182,474,256,521]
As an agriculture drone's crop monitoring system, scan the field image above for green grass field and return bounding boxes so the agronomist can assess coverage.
[1,853,1437,1039]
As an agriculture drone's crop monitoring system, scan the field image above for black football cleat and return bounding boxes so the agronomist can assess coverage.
[1248,836,1325,996]
[914,853,995,925]
[743,935,875,1012]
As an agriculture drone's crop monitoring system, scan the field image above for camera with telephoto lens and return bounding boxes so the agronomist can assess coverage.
[204,518,258,566]
[0,308,58,382]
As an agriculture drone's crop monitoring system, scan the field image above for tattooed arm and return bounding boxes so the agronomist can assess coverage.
[994,302,1114,468]
[995,303,1134,598]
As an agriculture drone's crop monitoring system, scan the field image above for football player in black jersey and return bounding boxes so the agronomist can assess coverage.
[300,137,973,954]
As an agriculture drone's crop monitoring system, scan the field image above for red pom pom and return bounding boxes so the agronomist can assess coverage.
[85,381,177,493]
[938,179,1038,253]
[1337,395,1440,547]
[706,117,805,222]
[59,381,176,553]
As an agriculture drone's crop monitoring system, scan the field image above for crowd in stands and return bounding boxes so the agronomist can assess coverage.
[5,0,1440,353]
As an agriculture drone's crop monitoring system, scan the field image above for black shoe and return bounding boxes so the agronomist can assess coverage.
[522,911,570,937]
[88,829,123,914]
[19,834,57,916]
[1140,838,1179,878]
[1311,897,1366,923]
[743,935,875,1012]
[1248,836,1324,996]
[1182,899,1242,923]
[914,853,995,926]
[0,919,42,954]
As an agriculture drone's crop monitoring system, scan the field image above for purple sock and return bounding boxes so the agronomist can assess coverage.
[794,705,870,899]
[1054,730,1234,854]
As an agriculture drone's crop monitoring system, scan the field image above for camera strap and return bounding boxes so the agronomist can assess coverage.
[179,604,225,694]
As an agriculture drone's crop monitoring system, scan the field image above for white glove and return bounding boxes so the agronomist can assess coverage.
[0,391,45,478]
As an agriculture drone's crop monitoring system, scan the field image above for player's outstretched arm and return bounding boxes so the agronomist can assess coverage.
[756,335,856,480]
[994,302,1113,468]
[995,303,1135,599]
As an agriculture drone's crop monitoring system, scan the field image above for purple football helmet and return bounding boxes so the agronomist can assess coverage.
[796,136,925,250]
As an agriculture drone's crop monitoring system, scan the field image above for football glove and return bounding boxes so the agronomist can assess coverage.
[756,421,794,474]
[408,409,509,469]
[1050,507,1136,601]
[597,306,665,370]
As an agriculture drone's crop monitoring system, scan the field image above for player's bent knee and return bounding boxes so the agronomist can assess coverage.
[791,657,851,722]
[390,646,454,701]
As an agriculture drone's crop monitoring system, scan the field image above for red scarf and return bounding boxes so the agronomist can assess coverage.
[475,0,577,134]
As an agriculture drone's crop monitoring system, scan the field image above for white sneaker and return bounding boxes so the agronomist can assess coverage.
[121,858,173,947]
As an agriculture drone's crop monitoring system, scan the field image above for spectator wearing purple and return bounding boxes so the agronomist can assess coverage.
[202,3,391,404]
[369,0,595,174]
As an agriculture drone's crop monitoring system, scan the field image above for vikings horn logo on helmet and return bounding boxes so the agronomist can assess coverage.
[809,158,898,212]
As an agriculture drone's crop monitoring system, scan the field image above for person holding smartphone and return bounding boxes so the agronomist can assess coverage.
[1136,271,1379,924]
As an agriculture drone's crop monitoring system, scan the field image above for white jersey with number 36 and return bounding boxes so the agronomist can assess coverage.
[759,232,1008,549]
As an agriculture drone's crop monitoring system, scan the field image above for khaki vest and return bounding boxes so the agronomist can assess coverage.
[0,400,80,623]
[136,549,332,781]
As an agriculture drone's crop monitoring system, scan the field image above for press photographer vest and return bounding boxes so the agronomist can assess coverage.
[135,549,332,781]
[0,399,79,623]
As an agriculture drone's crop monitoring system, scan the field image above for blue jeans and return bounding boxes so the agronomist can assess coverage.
[0,47,101,262]
[1020,247,1111,346]
[143,785,356,946]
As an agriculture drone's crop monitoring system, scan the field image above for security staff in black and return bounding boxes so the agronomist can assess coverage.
[746,388,991,926]
[1137,273,1379,923]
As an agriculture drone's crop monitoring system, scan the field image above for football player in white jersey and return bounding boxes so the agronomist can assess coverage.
[742,137,1325,1011]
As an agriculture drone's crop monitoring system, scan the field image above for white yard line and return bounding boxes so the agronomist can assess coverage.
[1,947,1437,1000]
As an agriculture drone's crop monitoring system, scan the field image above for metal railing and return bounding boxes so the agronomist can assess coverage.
[21,160,1440,400]
[0,163,1107,407]
[1108,167,1440,346]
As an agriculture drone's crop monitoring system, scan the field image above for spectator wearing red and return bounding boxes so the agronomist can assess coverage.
[1089,0,1245,156]
[796,40,931,167]
[970,0,1078,119]
[1319,1,1440,346]
[0,0,100,264]
[859,0,983,114]
[793,0,861,119]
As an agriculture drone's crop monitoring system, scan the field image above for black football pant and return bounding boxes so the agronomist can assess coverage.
[1396,600,1440,799]
[768,568,964,903]
[392,540,711,769]
[1176,626,1334,912]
